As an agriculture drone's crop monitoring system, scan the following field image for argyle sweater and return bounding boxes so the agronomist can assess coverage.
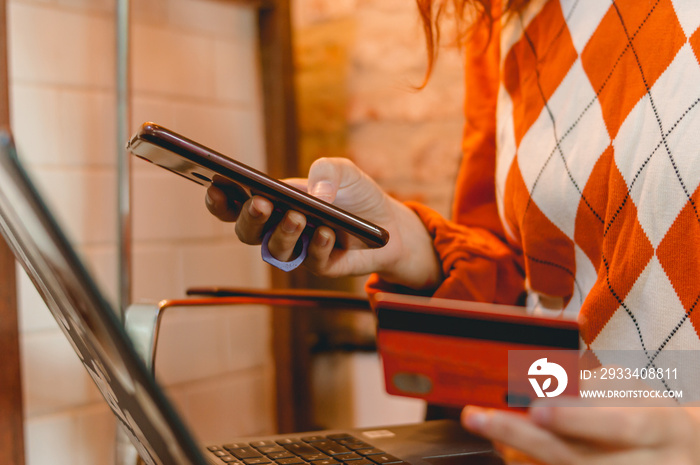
[368,0,700,355]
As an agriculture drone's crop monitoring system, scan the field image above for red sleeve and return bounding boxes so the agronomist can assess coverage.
[366,8,525,306]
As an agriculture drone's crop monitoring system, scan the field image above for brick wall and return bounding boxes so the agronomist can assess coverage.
[8,0,274,463]
[293,0,465,217]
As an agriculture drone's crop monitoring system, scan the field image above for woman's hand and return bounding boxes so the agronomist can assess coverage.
[205,157,442,290]
[461,401,700,465]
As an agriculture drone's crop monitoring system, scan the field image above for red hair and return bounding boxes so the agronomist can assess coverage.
[415,0,528,86]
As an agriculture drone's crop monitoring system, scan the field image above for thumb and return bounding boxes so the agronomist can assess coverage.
[307,157,360,203]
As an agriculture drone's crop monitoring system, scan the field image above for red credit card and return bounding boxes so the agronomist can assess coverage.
[373,293,579,409]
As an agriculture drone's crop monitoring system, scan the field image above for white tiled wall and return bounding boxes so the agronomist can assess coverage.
[8,0,274,463]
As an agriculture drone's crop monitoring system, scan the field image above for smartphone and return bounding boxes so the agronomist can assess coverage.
[127,122,390,249]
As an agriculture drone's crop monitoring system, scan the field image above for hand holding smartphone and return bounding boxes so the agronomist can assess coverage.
[127,122,390,270]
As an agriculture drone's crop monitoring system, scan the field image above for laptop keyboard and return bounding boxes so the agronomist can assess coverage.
[207,433,406,465]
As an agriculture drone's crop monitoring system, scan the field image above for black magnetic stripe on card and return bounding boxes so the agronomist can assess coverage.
[377,308,579,349]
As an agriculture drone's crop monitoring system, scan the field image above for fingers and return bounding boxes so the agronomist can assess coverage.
[208,183,304,258]
[304,226,336,272]
[206,185,241,222]
[264,210,307,262]
[307,158,342,203]
[463,404,700,465]
[307,157,362,203]
[252,213,336,267]
[234,196,274,244]
[227,191,334,265]
[529,402,688,448]
[462,406,573,465]
[282,177,308,191]
[235,200,317,264]
[208,158,370,269]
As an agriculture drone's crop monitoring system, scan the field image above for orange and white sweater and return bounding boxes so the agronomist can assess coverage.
[369,0,700,354]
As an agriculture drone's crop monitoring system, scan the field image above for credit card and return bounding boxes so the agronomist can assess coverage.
[374,293,579,409]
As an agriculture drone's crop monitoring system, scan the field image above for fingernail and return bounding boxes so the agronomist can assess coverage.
[530,406,553,426]
[248,199,262,218]
[315,230,332,247]
[310,181,335,202]
[205,192,213,208]
[281,213,301,233]
[464,411,489,432]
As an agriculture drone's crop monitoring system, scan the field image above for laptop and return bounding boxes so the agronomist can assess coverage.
[0,133,503,465]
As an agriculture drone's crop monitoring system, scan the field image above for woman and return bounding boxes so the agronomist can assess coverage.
[207,0,700,462]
